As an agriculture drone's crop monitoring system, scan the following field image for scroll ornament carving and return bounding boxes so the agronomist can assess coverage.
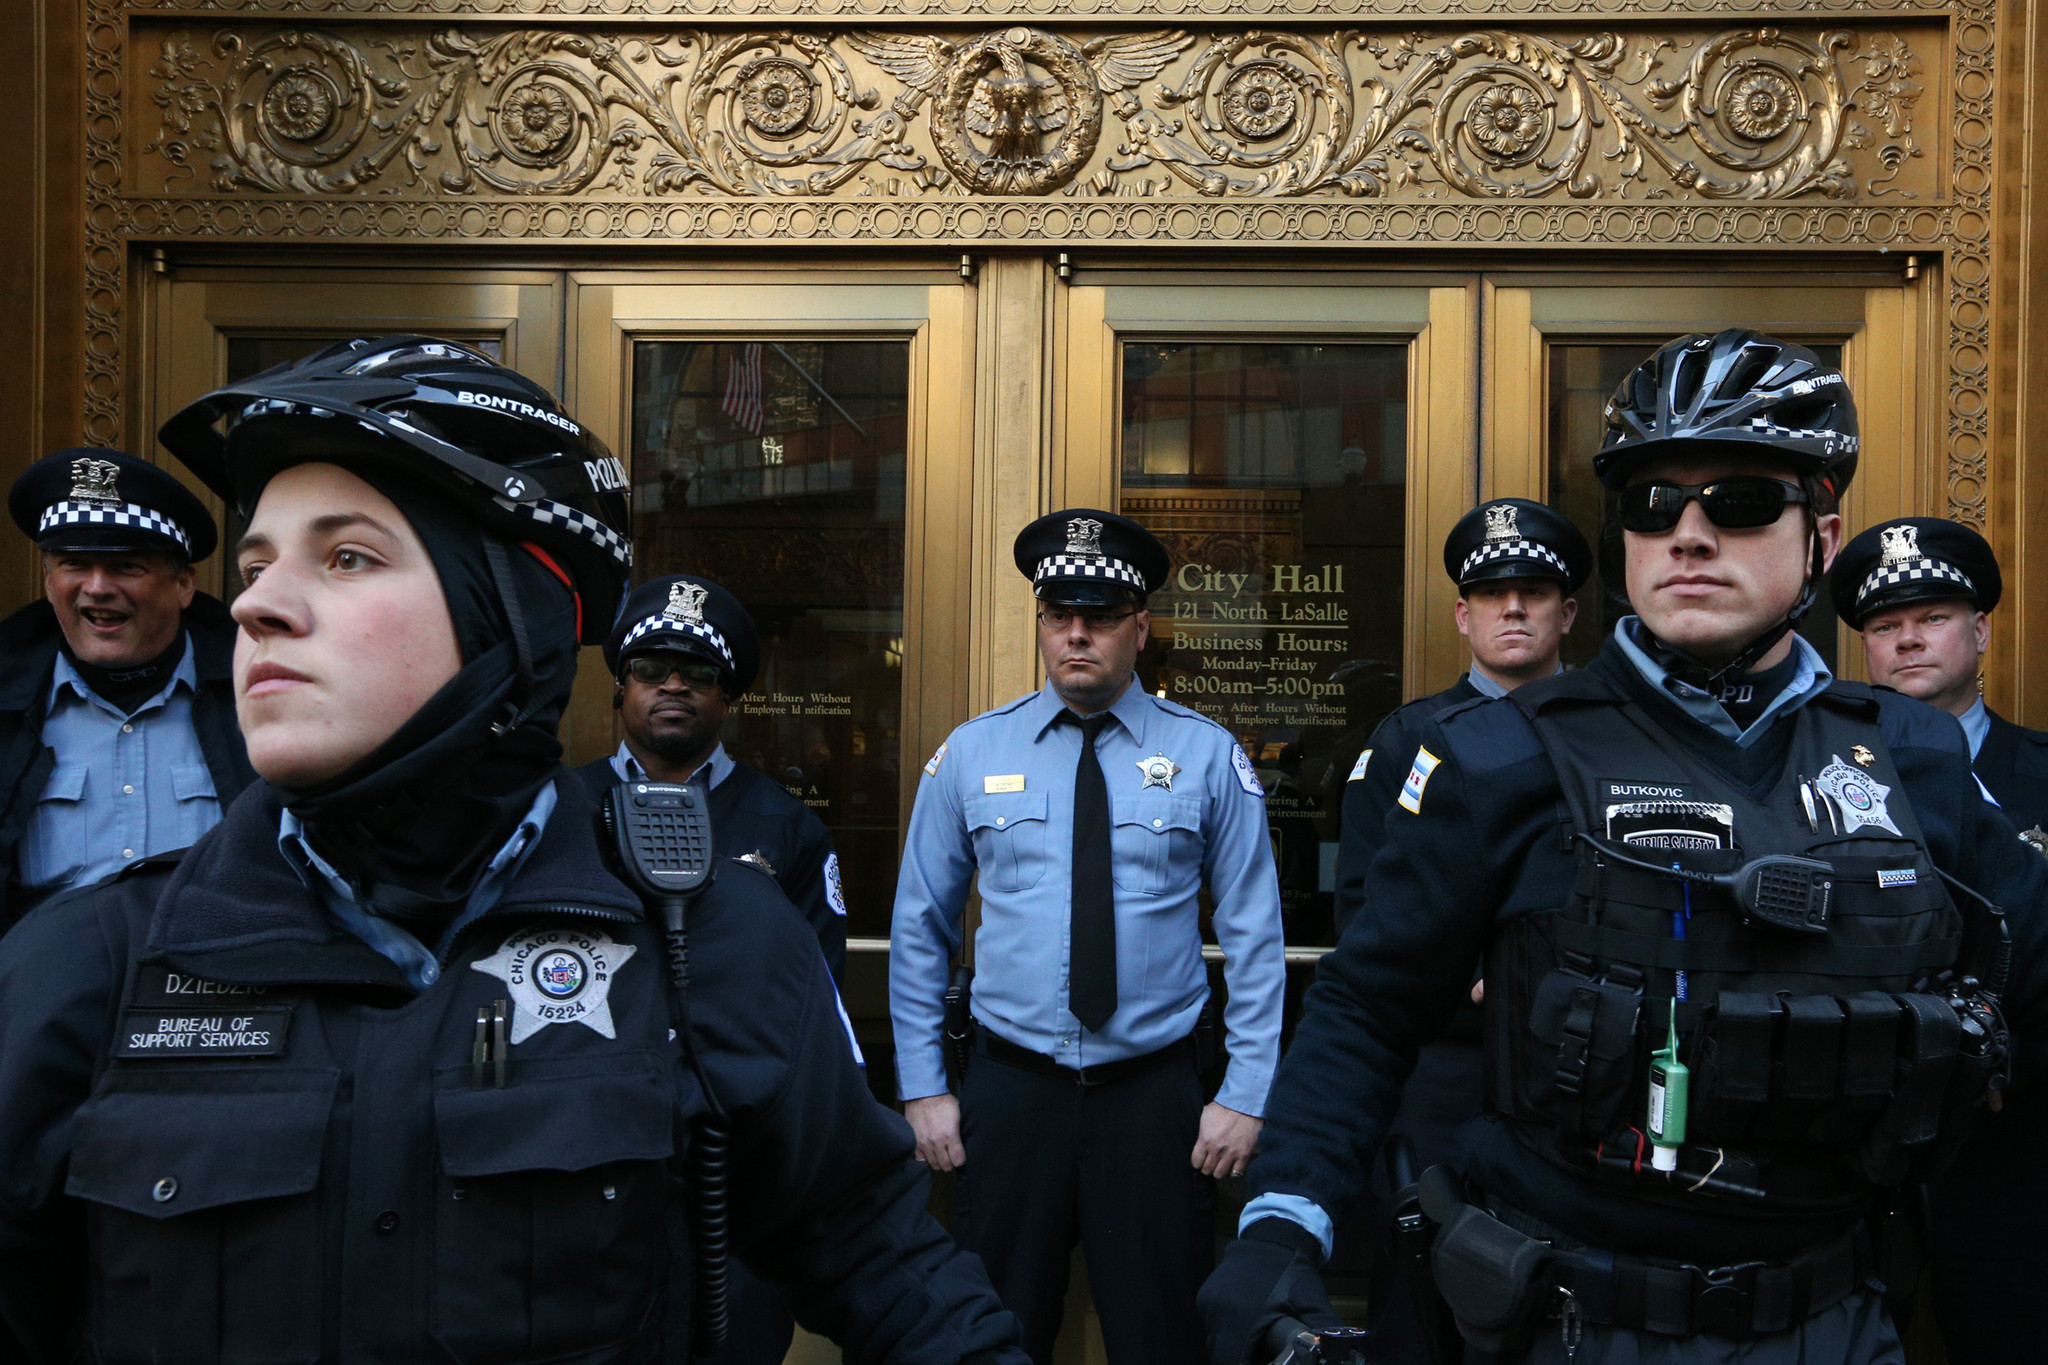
[141,23,1927,202]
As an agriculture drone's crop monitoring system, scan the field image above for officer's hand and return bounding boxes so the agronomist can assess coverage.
[1198,1219,1342,1365]
[1192,1102,1263,1178]
[1470,978,1484,1005]
[905,1094,966,1171]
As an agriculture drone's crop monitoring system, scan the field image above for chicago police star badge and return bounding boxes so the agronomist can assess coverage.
[471,927,637,1042]
[1815,756,1903,836]
[1136,753,1181,791]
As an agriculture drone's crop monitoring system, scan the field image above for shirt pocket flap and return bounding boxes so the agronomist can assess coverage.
[66,1070,339,1220]
[434,1050,675,1178]
[1113,794,1202,835]
[964,790,1049,834]
[171,762,217,802]
[40,763,87,803]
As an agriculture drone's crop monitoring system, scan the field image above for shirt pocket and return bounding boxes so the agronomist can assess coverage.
[430,1049,677,1365]
[1111,794,1204,895]
[171,762,222,849]
[66,1069,339,1365]
[21,762,89,886]
[965,790,1050,894]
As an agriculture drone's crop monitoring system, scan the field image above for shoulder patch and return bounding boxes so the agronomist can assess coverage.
[1231,744,1265,798]
[923,741,948,776]
[1396,747,1442,814]
[823,851,848,916]
[1348,749,1372,782]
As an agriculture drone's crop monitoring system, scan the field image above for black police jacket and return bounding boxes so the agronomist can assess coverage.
[0,593,253,934]
[1333,675,1482,940]
[577,756,847,983]
[0,773,1024,1365]
[1975,707,2048,841]
[1249,637,2048,1268]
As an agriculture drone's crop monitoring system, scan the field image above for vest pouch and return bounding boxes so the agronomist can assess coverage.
[1527,964,1643,1141]
[1856,995,1962,1187]
[1689,993,1906,1148]
[430,1049,678,1365]
[66,1069,339,1365]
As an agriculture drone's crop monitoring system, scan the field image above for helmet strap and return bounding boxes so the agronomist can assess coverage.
[1642,512,1823,693]
[483,536,542,738]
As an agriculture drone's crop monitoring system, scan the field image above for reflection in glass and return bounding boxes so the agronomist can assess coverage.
[631,340,910,940]
[1121,341,1408,948]
[1546,342,1839,672]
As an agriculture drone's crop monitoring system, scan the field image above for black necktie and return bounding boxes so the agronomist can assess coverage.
[1069,712,1117,1032]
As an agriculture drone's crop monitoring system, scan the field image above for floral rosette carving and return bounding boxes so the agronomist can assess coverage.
[146,29,389,188]
[1646,30,1854,195]
[689,34,906,193]
[1146,32,1347,188]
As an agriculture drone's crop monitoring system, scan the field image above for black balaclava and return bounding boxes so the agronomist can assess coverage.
[60,625,190,714]
[273,465,580,937]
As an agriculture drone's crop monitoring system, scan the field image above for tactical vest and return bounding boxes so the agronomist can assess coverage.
[1486,675,2000,1219]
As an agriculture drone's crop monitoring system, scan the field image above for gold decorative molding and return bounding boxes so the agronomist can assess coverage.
[132,23,1939,203]
[79,2,1987,533]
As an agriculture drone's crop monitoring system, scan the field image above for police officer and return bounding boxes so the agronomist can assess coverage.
[1199,329,2048,1364]
[0,448,252,929]
[1833,516,2048,1363]
[1338,499,1592,934]
[891,508,1288,1365]
[576,573,847,983]
[1336,498,1590,1360]
[0,337,1026,1365]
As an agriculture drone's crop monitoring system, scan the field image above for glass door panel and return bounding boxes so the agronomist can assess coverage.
[1121,340,1409,948]
[1483,276,1930,681]
[626,336,913,944]
[1059,274,1475,950]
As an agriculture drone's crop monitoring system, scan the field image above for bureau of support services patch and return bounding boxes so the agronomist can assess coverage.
[114,1008,293,1058]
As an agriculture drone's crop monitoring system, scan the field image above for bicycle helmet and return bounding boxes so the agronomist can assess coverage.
[157,336,631,643]
[1596,329,1859,499]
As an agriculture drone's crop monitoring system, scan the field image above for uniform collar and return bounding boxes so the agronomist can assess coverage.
[1464,662,1565,700]
[47,635,195,716]
[1028,675,1151,745]
[611,739,733,790]
[1613,616,1832,746]
[1958,696,1991,760]
[278,781,559,992]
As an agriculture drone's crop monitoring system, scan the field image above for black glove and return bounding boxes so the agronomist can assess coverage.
[1197,1218,1344,1365]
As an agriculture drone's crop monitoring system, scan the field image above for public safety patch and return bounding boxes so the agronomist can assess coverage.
[825,851,848,916]
[1877,868,1919,889]
[923,741,948,776]
[1815,755,1903,836]
[1348,749,1372,782]
[114,1008,292,1058]
[1396,747,1441,814]
[1231,744,1265,797]
[471,927,638,1043]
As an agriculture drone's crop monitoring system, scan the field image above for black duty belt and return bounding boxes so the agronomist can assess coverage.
[1538,1220,1871,1339]
[975,1029,1192,1088]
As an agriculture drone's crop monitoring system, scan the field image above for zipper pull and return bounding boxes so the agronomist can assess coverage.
[493,999,509,1089]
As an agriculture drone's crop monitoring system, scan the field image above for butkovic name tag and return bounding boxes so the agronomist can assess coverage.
[114,1008,293,1058]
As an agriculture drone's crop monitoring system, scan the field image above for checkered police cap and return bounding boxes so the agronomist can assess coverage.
[1460,539,1570,583]
[39,501,192,556]
[1033,553,1149,591]
[1857,557,1975,613]
[617,613,734,669]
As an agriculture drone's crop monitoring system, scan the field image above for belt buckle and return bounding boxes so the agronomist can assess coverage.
[1688,1260,1763,1338]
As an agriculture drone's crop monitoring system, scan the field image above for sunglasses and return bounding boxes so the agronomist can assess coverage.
[1618,477,1810,534]
[624,655,724,690]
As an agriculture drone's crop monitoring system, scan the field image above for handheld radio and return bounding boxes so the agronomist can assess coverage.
[605,779,730,1356]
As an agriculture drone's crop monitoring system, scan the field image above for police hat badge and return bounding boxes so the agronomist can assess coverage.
[69,457,122,507]
[1483,503,1519,542]
[664,579,709,625]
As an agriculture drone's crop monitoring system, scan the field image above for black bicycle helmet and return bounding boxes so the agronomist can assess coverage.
[157,336,631,643]
[1595,329,1859,498]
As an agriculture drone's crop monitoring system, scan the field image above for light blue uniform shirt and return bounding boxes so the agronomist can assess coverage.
[21,640,220,893]
[278,782,558,992]
[1241,619,1837,1254]
[1959,697,1991,760]
[890,680,1288,1117]
[606,741,736,790]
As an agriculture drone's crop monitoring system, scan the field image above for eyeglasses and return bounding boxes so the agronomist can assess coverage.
[1618,477,1810,534]
[624,655,724,691]
[1037,606,1141,632]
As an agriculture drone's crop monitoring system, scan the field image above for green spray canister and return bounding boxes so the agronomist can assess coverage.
[1648,1004,1689,1172]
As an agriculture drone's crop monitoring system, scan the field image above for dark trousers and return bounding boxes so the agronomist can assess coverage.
[955,1037,1214,1365]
